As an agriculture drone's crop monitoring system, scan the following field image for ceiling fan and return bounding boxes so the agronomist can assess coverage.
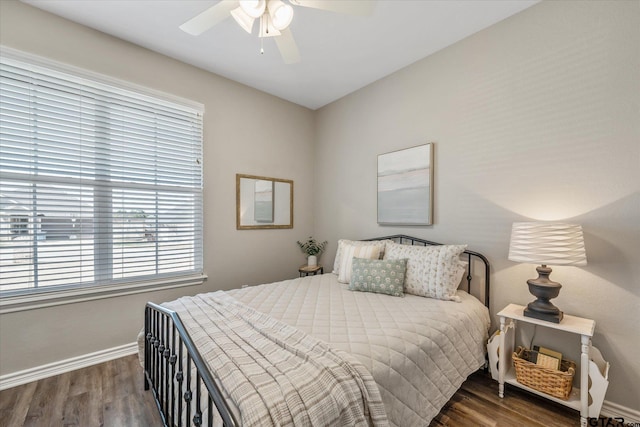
[179,0,375,64]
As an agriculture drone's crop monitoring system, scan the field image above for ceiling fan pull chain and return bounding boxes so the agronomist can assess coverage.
[260,15,265,54]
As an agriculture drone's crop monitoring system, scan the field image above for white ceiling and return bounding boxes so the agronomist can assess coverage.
[22,0,538,110]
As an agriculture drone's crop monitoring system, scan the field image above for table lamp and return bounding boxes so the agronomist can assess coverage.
[508,222,587,323]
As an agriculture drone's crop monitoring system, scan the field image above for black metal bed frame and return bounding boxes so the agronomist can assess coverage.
[143,234,491,427]
[144,303,239,427]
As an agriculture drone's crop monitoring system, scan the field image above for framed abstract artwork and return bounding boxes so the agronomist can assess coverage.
[377,143,434,225]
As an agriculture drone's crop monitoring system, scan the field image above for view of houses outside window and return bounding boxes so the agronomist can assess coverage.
[0,51,204,297]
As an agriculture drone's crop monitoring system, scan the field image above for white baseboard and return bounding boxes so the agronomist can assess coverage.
[0,342,138,391]
[601,400,640,424]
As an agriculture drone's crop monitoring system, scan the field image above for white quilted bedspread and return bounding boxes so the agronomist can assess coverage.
[227,273,490,427]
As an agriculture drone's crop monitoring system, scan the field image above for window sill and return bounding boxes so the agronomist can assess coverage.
[0,274,207,314]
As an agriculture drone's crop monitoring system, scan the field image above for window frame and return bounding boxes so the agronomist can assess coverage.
[0,47,206,314]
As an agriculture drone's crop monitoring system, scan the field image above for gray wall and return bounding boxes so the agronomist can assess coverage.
[0,0,315,372]
[314,0,639,412]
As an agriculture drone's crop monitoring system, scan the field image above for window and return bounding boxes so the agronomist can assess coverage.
[0,50,204,304]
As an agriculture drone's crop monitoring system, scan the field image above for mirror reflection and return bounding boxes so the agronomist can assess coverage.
[236,174,293,229]
[253,180,274,223]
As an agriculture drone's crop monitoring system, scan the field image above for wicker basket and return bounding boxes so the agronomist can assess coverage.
[513,346,576,400]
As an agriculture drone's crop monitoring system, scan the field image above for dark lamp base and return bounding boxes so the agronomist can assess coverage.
[523,264,564,324]
[524,305,563,323]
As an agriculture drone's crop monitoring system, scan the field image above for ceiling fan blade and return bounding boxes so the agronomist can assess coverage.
[290,0,375,16]
[179,0,239,36]
[274,29,300,64]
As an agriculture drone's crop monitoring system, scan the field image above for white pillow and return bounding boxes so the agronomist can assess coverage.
[336,243,383,283]
[332,239,391,275]
[383,242,467,301]
[454,261,468,289]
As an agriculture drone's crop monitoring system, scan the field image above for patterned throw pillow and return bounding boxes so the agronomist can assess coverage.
[332,239,392,275]
[383,242,467,301]
[336,243,383,283]
[349,258,407,297]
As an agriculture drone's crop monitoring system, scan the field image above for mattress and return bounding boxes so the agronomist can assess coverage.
[227,273,491,427]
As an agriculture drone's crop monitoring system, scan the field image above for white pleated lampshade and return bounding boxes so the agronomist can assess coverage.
[508,222,587,266]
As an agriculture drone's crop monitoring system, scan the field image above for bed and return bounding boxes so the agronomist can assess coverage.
[142,235,491,427]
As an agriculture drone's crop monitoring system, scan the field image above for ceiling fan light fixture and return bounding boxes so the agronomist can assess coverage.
[230,7,256,34]
[239,0,267,19]
[268,0,294,30]
[258,14,282,38]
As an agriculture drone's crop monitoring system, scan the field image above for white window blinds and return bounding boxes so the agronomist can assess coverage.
[0,53,203,297]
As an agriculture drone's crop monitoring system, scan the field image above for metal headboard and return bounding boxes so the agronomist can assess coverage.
[363,235,491,308]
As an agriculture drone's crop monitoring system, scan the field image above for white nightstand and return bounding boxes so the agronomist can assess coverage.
[495,304,609,427]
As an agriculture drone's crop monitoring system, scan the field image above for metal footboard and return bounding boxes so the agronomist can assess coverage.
[144,302,238,427]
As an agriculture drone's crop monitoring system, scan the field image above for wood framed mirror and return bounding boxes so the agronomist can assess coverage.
[236,174,293,230]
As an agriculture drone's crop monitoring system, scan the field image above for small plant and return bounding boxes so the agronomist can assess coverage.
[296,236,328,257]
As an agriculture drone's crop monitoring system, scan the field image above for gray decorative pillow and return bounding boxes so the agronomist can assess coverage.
[348,258,407,297]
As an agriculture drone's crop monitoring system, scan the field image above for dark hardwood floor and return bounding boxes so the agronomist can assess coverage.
[0,354,579,427]
[0,355,162,427]
[430,371,579,427]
